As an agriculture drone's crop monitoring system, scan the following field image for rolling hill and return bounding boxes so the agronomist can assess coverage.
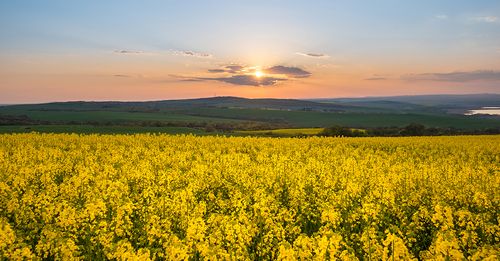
[0,94,498,134]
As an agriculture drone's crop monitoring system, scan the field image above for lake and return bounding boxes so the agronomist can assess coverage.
[465,107,500,116]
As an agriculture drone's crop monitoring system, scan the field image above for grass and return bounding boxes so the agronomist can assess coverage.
[1,102,499,130]
[180,107,500,129]
[0,107,243,123]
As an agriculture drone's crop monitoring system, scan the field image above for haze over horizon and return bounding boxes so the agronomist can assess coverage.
[1,0,500,103]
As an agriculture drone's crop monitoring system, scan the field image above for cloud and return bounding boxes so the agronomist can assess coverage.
[364,77,387,81]
[114,50,145,54]
[113,74,131,77]
[199,75,285,86]
[208,65,244,74]
[296,52,329,58]
[265,65,311,78]
[208,69,226,73]
[470,16,498,23]
[434,14,448,20]
[114,49,214,58]
[225,65,244,73]
[171,50,213,58]
[177,64,311,86]
[402,70,500,82]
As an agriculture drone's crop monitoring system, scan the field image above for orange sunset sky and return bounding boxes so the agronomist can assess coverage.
[1,1,499,103]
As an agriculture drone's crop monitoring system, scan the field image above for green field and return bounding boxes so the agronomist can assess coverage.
[0,125,209,135]
[180,107,499,129]
[1,95,498,134]
[0,107,242,124]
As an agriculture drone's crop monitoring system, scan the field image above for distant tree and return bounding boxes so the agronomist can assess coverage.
[400,123,426,136]
[319,126,367,137]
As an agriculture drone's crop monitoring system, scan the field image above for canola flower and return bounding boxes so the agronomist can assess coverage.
[0,133,498,260]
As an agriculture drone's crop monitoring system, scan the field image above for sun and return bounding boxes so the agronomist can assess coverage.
[255,70,263,78]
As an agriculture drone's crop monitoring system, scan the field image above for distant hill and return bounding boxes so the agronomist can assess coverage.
[0,94,498,131]
[5,94,498,113]
[311,93,500,113]
[6,96,350,113]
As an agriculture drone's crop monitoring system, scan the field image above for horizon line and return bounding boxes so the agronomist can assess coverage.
[1,92,499,106]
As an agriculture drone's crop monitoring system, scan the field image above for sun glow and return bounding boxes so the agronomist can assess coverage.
[255,70,263,78]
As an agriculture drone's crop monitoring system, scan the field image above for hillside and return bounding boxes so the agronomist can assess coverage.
[0,95,498,134]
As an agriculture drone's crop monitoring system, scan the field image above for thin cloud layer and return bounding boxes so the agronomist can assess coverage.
[178,64,311,86]
[114,50,145,54]
[171,50,213,58]
[402,70,500,82]
[365,77,387,81]
[434,14,448,20]
[296,52,329,58]
[470,16,498,23]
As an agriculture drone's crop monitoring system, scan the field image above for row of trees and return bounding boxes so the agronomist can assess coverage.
[0,114,290,131]
[2,114,498,136]
[318,123,500,137]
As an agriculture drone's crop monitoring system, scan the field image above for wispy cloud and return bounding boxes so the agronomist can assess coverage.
[114,49,213,58]
[176,64,311,86]
[296,52,329,58]
[170,50,213,58]
[364,77,387,81]
[114,50,148,55]
[434,14,448,20]
[470,16,498,23]
[402,70,500,82]
[113,74,131,77]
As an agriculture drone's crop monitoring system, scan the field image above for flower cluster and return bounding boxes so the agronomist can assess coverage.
[0,134,498,260]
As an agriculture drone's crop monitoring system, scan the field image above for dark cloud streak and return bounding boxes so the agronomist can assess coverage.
[265,66,311,78]
[187,75,285,86]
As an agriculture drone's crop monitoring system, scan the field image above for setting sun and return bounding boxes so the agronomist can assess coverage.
[255,70,263,78]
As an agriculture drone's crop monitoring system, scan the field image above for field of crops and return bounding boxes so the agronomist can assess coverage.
[0,134,498,260]
[237,128,324,136]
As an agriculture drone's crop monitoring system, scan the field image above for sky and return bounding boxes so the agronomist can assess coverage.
[1,0,499,103]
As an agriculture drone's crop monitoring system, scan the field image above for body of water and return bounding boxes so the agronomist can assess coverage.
[465,107,500,116]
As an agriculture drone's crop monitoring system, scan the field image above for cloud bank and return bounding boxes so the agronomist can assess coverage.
[194,75,285,86]
[179,64,311,86]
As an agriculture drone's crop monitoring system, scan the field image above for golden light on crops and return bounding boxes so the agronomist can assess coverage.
[0,133,498,259]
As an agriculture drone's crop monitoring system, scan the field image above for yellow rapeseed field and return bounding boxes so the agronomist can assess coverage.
[0,134,498,260]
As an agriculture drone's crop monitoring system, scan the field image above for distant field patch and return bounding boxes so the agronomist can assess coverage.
[0,125,207,135]
[238,128,324,136]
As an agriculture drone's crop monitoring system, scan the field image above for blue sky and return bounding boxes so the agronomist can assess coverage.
[1,0,499,102]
